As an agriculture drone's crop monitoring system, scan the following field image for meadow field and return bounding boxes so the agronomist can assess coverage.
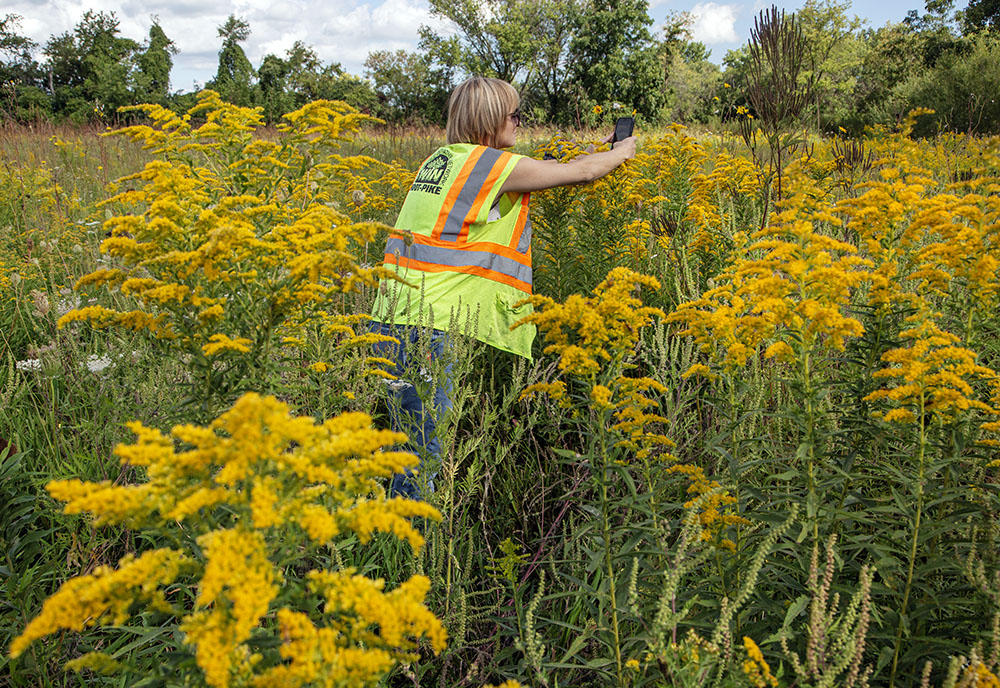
[3,95,1000,688]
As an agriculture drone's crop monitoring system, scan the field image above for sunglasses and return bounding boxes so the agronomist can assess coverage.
[509,108,521,126]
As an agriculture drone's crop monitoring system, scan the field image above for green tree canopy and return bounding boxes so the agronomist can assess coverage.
[364,49,452,123]
[42,11,142,122]
[136,19,177,104]
[567,0,665,119]
[210,15,255,107]
[962,0,1000,33]
[0,14,40,86]
[796,0,866,131]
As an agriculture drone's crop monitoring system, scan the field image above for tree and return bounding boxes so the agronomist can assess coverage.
[0,14,48,120]
[257,41,377,122]
[962,0,1000,33]
[896,31,1000,135]
[210,15,255,106]
[524,0,580,122]
[303,63,377,112]
[364,49,451,123]
[567,0,665,120]
[42,11,142,122]
[663,39,722,124]
[904,0,966,65]
[0,14,41,86]
[136,19,177,104]
[257,53,293,122]
[795,0,865,131]
[847,22,922,130]
[421,0,542,83]
[418,0,592,122]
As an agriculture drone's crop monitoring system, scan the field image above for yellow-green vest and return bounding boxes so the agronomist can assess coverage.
[371,143,536,359]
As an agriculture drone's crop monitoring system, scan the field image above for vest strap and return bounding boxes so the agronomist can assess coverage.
[431,147,510,243]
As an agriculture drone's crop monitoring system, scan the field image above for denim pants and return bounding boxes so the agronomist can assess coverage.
[368,321,454,500]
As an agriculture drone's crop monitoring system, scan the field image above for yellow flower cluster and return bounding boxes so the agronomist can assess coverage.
[653,629,721,681]
[529,127,753,283]
[672,173,871,374]
[516,268,673,460]
[9,548,190,657]
[253,609,395,687]
[865,310,997,425]
[515,267,664,376]
[836,166,931,313]
[57,90,402,373]
[666,464,749,551]
[13,393,445,686]
[181,528,278,687]
[609,376,676,461]
[63,652,125,676]
[308,569,447,652]
[956,661,1000,688]
[742,636,779,688]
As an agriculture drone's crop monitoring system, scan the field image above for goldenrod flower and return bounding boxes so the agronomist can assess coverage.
[742,636,778,688]
[515,268,674,461]
[203,333,252,356]
[10,548,190,658]
[13,393,445,685]
[58,91,406,403]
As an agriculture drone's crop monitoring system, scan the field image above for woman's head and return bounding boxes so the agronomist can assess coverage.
[446,77,519,149]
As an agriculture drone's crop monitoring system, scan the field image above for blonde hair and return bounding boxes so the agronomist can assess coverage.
[446,77,519,148]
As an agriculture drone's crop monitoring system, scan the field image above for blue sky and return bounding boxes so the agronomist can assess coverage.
[7,0,966,93]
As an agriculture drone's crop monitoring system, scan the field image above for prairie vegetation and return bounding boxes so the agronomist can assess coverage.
[2,89,1000,688]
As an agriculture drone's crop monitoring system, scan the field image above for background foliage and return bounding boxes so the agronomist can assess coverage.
[4,0,1000,133]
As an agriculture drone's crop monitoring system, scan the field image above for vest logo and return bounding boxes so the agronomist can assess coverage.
[410,151,453,195]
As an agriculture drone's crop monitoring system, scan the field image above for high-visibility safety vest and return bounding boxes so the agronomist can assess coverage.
[370,143,536,359]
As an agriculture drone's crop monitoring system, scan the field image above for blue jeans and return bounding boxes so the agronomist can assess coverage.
[367,321,454,500]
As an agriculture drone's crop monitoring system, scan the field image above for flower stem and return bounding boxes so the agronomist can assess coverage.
[889,390,926,688]
[599,429,624,686]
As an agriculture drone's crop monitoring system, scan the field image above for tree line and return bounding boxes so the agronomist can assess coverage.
[1,0,999,135]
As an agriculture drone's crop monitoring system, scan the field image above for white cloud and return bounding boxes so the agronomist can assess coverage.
[689,2,740,44]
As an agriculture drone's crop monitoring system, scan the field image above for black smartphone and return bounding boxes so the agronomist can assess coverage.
[612,116,634,144]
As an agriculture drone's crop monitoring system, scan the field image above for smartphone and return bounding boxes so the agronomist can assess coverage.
[612,117,634,144]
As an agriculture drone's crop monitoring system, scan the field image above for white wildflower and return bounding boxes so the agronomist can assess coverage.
[56,290,80,317]
[85,354,113,374]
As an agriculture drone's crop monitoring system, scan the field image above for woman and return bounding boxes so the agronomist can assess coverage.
[370,76,636,498]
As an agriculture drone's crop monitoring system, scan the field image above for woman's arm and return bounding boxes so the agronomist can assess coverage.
[498,136,637,194]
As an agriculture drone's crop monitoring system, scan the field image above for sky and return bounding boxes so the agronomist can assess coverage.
[5,0,966,93]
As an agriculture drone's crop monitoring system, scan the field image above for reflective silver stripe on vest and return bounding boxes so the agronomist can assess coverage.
[385,236,532,286]
[439,147,504,242]
[516,214,532,254]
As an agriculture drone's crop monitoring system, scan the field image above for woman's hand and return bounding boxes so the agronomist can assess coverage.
[612,135,637,159]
